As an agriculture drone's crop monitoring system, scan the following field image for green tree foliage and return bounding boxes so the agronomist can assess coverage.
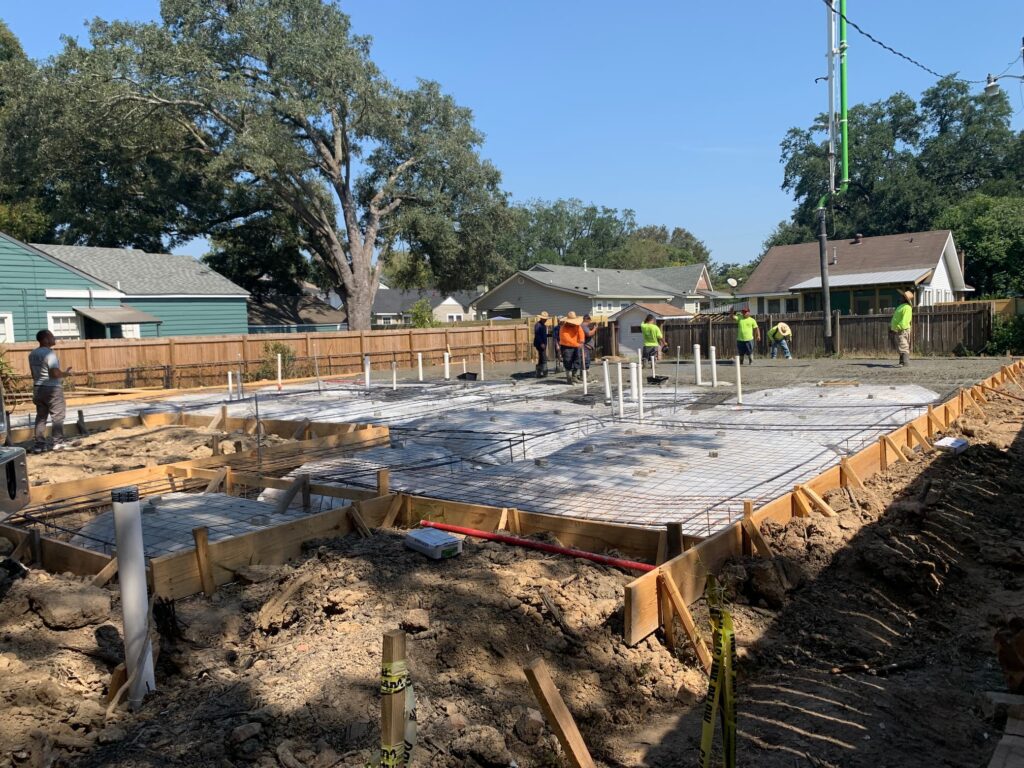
[768,76,1024,285]
[409,298,438,328]
[54,0,505,329]
[937,195,1024,295]
[203,207,310,299]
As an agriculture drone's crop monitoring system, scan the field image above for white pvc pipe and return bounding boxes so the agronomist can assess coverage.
[602,359,612,403]
[479,352,485,381]
[582,360,588,395]
[462,359,467,376]
[629,362,638,402]
[651,358,657,378]
[276,353,282,392]
[616,362,624,418]
[637,366,645,422]
[111,487,155,708]
[227,370,233,401]
[391,361,397,391]
[694,344,703,386]
[364,356,371,389]
[443,352,450,380]
[735,356,744,405]
[710,345,718,387]
[417,352,423,382]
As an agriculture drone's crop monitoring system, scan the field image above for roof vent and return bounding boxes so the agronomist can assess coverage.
[853,233,863,244]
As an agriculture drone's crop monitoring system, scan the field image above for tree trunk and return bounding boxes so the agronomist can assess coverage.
[344,283,373,330]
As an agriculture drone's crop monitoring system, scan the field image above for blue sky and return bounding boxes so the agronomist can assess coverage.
[4,1,1023,266]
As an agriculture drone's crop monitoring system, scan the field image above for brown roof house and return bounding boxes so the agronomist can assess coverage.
[737,230,971,316]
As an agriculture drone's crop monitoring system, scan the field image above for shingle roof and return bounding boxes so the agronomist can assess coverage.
[31,244,249,296]
[525,263,709,297]
[372,289,476,315]
[248,293,348,325]
[739,231,953,296]
[609,302,693,321]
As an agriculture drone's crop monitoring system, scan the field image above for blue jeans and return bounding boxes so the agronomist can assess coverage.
[770,339,791,359]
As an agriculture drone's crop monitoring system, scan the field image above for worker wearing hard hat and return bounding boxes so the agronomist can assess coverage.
[767,322,793,360]
[890,290,914,367]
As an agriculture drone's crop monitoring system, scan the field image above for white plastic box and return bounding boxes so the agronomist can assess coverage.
[405,527,463,560]
[934,436,969,455]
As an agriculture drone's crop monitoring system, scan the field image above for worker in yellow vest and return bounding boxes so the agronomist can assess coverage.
[890,290,914,366]
[732,307,760,365]
[767,322,793,360]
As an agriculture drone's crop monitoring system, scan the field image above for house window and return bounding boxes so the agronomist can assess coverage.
[803,293,821,312]
[785,298,799,313]
[47,312,81,340]
[0,312,13,343]
[767,299,781,314]
[630,325,642,334]
[620,302,629,309]
[447,314,463,322]
[379,316,393,326]
[121,324,141,339]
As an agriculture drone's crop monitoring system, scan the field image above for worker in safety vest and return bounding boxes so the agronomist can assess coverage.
[890,290,914,367]
[732,307,760,365]
[558,311,586,385]
[767,322,793,360]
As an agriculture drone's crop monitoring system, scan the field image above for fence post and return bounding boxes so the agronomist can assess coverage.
[832,310,841,355]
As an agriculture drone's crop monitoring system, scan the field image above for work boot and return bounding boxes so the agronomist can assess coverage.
[899,353,910,367]
[535,365,543,378]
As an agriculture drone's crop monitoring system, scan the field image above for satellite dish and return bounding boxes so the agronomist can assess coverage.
[727,278,738,288]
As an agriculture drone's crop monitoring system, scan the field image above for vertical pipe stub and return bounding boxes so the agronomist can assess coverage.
[111,486,140,503]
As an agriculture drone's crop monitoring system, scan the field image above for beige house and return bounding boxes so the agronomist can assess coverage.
[370,288,478,326]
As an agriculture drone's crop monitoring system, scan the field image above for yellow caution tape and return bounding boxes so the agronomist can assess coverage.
[381,659,409,695]
[699,576,737,768]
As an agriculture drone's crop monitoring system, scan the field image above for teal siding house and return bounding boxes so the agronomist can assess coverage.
[0,232,248,343]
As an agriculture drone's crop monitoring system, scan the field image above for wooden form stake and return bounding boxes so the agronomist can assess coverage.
[91,556,119,588]
[839,458,866,492]
[523,658,597,768]
[792,485,813,517]
[882,434,910,464]
[962,388,986,420]
[380,494,404,529]
[291,418,312,440]
[666,522,684,560]
[349,503,373,538]
[192,527,216,597]
[274,474,311,514]
[658,573,713,673]
[908,424,933,453]
[380,630,408,768]
[741,500,773,557]
[878,436,889,472]
[377,468,390,496]
[799,485,837,517]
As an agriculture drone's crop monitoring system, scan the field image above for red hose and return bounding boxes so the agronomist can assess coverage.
[419,520,656,573]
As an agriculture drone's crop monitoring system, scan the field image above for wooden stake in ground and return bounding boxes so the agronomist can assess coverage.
[191,527,216,597]
[799,485,837,517]
[380,630,410,768]
[523,658,596,768]
[839,458,866,492]
[740,501,773,558]
[658,573,714,673]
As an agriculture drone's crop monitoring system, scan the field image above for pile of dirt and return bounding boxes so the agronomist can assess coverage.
[0,531,709,768]
[639,388,1024,767]
[24,425,282,485]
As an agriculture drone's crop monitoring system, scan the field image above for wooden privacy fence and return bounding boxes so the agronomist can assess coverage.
[1,323,533,391]
[651,304,993,360]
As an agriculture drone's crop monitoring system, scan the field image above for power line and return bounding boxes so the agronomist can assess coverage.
[819,0,987,83]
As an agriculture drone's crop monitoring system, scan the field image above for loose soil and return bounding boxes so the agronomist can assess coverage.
[0,378,1021,768]
[23,426,278,485]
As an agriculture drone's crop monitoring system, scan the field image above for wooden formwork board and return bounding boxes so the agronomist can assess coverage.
[149,494,397,599]
[0,523,113,577]
[622,360,1021,645]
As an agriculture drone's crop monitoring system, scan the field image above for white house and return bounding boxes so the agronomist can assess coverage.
[736,230,972,315]
[609,302,692,357]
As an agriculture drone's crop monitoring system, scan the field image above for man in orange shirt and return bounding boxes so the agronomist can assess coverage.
[558,311,586,385]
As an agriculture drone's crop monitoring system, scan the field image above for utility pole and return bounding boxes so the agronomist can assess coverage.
[816,0,849,354]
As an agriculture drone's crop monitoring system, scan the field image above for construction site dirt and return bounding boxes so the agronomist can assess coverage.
[0,378,1021,767]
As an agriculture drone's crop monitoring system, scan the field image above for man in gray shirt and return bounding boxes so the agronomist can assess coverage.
[28,330,72,453]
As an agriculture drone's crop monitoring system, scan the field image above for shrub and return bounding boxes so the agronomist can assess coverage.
[986,316,1024,356]
[409,298,438,328]
[256,341,297,381]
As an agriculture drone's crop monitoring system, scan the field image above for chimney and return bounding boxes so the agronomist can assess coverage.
[853,233,863,245]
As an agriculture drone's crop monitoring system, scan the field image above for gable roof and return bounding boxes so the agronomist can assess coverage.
[372,288,476,315]
[0,232,121,291]
[522,263,710,298]
[739,231,958,296]
[609,302,693,321]
[31,244,248,296]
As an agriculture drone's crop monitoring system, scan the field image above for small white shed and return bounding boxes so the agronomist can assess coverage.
[610,302,692,357]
